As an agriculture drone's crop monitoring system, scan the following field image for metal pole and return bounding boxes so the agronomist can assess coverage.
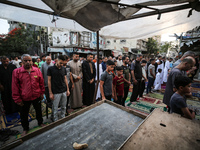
[93,31,99,103]
[97,31,99,81]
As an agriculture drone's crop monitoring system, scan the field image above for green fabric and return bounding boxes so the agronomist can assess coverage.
[125,92,166,114]
[34,62,39,67]
[126,101,166,114]
[148,93,164,100]
[39,61,45,68]
[29,102,52,119]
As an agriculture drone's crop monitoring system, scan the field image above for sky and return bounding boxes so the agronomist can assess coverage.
[0,18,9,34]
[0,18,177,42]
[161,34,177,42]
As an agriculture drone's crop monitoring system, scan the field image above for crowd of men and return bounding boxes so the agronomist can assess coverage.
[0,50,199,136]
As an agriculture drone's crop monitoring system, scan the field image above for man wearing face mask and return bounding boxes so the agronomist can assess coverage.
[12,54,45,136]
[47,55,70,122]
[0,56,17,114]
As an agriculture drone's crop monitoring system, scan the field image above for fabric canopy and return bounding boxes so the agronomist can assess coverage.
[100,8,200,39]
[0,0,90,32]
[0,0,199,39]
[42,0,193,31]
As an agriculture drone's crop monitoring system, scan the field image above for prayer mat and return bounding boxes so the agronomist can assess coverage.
[191,82,200,88]
[191,82,200,98]
[125,92,132,104]
[148,93,164,100]
[29,102,52,120]
[161,85,166,89]
[188,96,199,101]
[0,112,32,129]
[137,96,162,104]
[125,97,167,115]
[1,102,51,129]
[16,122,49,139]
[187,100,200,120]
[129,85,133,92]
[191,89,200,98]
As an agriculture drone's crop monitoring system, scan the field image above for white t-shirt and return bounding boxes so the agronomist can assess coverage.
[117,60,123,66]
[13,60,21,68]
[148,64,155,78]
[142,66,147,80]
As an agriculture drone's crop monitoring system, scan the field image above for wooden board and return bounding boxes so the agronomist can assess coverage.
[119,109,200,150]
[1,100,146,150]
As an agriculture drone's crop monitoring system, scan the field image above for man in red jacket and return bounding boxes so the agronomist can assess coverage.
[12,54,45,136]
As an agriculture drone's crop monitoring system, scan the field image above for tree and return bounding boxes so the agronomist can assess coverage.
[146,38,159,55]
[0,24,39,56]
[159,42,172,54]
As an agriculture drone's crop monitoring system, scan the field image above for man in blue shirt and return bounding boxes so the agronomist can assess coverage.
[101,56,107,72]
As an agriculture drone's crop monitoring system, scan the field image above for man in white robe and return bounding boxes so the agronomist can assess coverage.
[163,58,170,83]
[156,57,165,84]
[156,56,162,73]
[95,57,103,100]
[154,69,162,90]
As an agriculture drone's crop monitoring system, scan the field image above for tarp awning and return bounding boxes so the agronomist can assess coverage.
[0,0,200,39]
[100,7,200,39]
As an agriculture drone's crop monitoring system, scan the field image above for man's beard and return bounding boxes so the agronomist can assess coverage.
[24,65,31,69]
[3,64,8,67]
[56,63,62,68]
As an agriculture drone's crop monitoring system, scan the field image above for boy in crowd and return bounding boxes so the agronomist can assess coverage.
[113,66,125,105]
[170,76,195,119]
[147,58,156,95]
[100,60,115,100]
[139,60,147,98]
[154,68,162,91]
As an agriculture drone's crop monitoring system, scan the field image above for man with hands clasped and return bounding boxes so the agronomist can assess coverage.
[47,55,70,122]
[12,54,46,136]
